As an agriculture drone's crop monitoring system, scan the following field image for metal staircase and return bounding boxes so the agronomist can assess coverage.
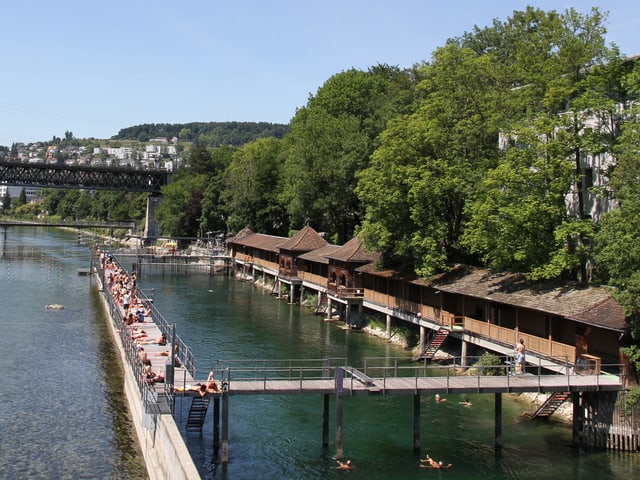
[186,396,210,432]
[529,391,571,419]
[416,328,450,360]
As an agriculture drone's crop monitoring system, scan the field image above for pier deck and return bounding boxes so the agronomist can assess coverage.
[190,367,623,397]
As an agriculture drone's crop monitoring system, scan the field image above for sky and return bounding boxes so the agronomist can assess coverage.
[1,1,638,147]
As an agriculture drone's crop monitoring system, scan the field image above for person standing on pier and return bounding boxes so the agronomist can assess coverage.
[516,339,526,374]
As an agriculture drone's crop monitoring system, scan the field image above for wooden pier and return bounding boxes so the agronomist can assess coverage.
[173,358,625,462]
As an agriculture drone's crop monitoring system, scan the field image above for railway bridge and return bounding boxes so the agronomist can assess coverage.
[0,160,171,238]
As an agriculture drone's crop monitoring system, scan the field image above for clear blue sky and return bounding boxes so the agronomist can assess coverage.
[1,1,638,147]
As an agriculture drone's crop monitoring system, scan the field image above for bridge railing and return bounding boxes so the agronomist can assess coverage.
[216,358,347,389]
[361,355,625,392]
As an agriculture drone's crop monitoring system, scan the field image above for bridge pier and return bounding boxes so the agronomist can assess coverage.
[495,393,502,448]
[144,196,162,241]
[413,394,421,453]
[221,392,230,463]
[213,397,220,454]
[335,367,344,460]
[322,394,330,447]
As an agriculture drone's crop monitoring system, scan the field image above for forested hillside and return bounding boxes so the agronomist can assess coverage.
[114,121,289,145]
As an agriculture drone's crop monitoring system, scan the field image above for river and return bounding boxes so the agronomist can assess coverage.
[0,227,637,479]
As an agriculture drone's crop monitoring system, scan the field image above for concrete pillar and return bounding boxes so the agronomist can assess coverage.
[221,393,230,463]
[213,397,220,454]
[335,367,344,460]
[386,314,392,339]
[494,393,502,448]
[419,326,426,353]
[144,195,161,240]
[572,392,583,447]
[326,298,332,320]
[461,340,468,368]
[322,394,330,448]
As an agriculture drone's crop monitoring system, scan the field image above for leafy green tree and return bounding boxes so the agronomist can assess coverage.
[284,66,414,243]
[221,137,288,235]
[14,188,28,208]
[459,6,616,280]
[57,190,80,220]
[188,143,215,175]
[75,190,92,220]
[1,190,11,212]
[357,43,506,276]
[157,174,208,236]
[198,145,234,235]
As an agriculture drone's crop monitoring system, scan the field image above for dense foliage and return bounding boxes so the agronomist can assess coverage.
[114,121,289,145]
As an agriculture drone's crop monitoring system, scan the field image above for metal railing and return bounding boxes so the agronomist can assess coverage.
[209,354,625,395]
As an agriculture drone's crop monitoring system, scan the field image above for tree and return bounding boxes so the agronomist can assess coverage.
[14,188,28,208]
[357,43,507,276]
[156,175,208,237]
[221,137,288,235]
[1,190,10,212]
[198,145,234,235]
[283,66,415,243]
[459,6,616,280]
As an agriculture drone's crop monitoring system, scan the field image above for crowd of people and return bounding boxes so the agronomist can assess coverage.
[101,250,218,392]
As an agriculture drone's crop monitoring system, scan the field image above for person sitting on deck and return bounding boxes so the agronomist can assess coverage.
[142,360,164,384]
[420,454,452,469]
[139,333,167,346]
[336,459,353,470]
[154,344,183,367]
[138,346,147,364]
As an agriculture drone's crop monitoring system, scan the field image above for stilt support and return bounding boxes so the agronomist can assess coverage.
[413,394,421,453]
[221,393,229,463]
[335,367,344,460]
[322,394,330,447]
[495,393,502,448]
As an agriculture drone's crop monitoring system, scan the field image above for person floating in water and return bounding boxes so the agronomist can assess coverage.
[459,398,473,407]
[420,454,452,469]
[435,393,448,403]
[336,459,353,470]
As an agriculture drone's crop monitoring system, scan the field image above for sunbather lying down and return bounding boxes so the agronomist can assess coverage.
[174,372,220,396]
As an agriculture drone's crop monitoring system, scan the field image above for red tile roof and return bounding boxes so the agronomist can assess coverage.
[325,236,379,263]
[278,226,328,252]
[229,232,288,253]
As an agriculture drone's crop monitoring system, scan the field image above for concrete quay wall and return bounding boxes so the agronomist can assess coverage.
[96,281,201,480]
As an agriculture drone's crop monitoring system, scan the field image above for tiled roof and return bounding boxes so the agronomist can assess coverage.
[325,236,379,263]
[298,244,341,264]
[226,227,254,243]
[229,232,288,253]
[279,226,328,252]
[358,264,627,331]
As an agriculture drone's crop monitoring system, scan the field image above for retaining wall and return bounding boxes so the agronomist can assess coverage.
[96,280,201,480]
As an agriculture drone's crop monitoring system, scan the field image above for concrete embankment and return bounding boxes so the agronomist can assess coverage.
[95,276,201,480]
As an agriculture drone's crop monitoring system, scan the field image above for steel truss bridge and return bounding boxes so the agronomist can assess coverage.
[0,160,170,194]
